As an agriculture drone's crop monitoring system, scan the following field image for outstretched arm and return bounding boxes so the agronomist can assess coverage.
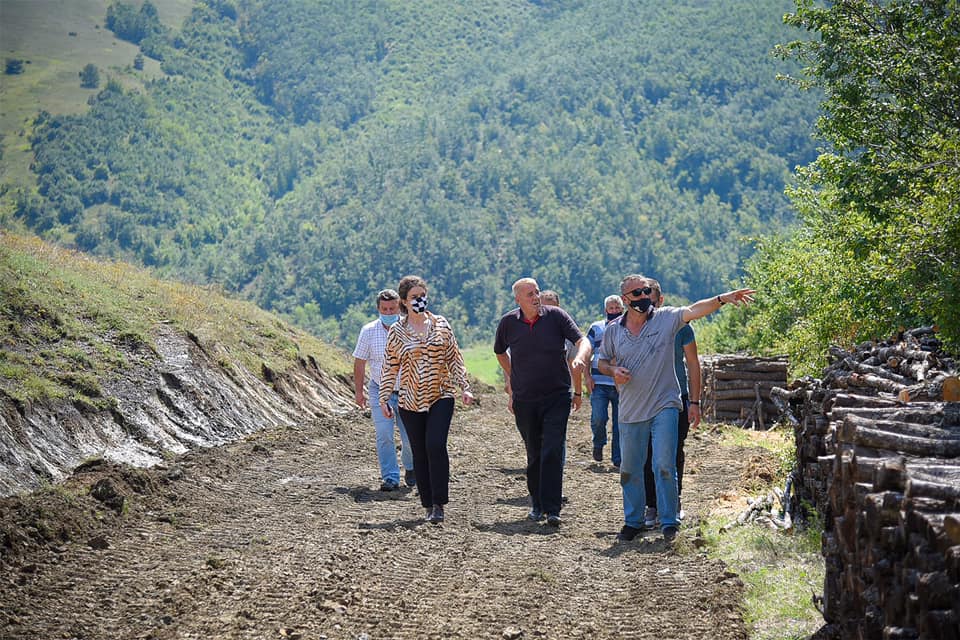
[682,288,756,324]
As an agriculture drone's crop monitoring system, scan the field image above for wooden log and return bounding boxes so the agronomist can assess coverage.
[713,370,788,382]
[824,392,899,412]
[839,414,960,443]
[941,514,960,546]
[848,372,906,394]
[832,405,960,427]
[708,380,780,400]
[905,477,960,506]
[882,627,919,639]
[707,360,788,374]
[898,375,960,403]
[842,357,912,386]
[847,425,960,457]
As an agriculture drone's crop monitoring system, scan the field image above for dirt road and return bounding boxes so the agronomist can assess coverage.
[1,391,763,639]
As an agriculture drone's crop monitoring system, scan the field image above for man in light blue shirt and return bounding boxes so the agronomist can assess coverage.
[585,295,624,466]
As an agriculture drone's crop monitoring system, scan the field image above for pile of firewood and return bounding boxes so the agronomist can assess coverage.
[701,354,788,429]
[771,327,960,639]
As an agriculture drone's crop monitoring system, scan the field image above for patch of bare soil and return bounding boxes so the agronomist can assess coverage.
[0,392,771,639]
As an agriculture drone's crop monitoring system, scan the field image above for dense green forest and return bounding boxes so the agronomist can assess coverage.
[5,0,821,347]
[721,0,960,372]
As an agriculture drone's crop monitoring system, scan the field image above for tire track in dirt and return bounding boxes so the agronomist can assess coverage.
[1,393,752,639]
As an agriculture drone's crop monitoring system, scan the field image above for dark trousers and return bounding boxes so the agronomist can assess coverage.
[399,397,454,509]
[645,395,690,507]
[512,391,571,517]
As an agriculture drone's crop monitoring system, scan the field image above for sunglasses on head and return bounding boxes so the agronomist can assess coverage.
[625,287,653,297]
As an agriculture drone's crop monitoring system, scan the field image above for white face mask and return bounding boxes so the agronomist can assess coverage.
[410,295,428,313]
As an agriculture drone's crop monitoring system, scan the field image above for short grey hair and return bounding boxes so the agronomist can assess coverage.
[512,277,538,297]
[604,294,623,308]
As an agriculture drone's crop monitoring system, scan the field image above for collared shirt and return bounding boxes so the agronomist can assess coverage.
[587,317,618,386]
[352,318,391,386]
[598,306,686,422]
[675,324,695,394]
[378,312,470,412]
[494,305,583,402]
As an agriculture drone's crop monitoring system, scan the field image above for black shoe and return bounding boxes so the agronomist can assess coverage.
[617,525,642,541]
[379,480,399,491]
[404,469,416,487]
[561,495,569,504]
[592,446,603,462]
[545,514,561,526]
[428,504,444,524]
[663,526,679,542]
[527,508,545,522]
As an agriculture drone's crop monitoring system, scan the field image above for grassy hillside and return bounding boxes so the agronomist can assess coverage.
[0,0,191,195]
[0,231,349,407]
[1,0,823,349]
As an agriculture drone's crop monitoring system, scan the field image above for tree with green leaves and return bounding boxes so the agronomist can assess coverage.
[79,63,100,88]
[743,0,960,373]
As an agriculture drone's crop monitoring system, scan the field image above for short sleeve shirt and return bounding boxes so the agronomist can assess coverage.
[587,319,616,386]
[674,324,695,394]
[598,306,686,422]
[494,306,583,402]
[352,318,390,387]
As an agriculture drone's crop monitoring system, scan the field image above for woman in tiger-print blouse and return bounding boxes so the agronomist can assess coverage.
[379,275,474,525]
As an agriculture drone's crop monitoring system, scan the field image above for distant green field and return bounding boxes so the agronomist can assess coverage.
[461,343,501,388]
[0,0,192,206]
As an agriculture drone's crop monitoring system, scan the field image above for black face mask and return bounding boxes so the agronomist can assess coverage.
[606,312,621,321]
[628,298,653,313]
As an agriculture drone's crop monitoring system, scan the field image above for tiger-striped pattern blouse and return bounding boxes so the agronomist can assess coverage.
[378,312,470,412]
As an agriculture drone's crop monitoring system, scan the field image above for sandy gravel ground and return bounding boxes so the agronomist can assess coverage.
[1,390,769,639]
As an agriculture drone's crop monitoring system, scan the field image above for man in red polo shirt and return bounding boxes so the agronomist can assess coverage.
[494,277,590,526]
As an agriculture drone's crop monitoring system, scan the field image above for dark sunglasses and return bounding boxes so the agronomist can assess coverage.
[624,287,653,297]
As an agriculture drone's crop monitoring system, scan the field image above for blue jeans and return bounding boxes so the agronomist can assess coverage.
[620,408,679,531]
[513,391,571,517]
[589,384,620,465]
[370,382,413,484]
[645,395,690,507]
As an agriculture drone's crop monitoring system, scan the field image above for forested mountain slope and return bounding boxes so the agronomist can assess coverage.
[2,0,820,345]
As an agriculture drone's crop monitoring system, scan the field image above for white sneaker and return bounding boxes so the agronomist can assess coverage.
[643,506,658,529]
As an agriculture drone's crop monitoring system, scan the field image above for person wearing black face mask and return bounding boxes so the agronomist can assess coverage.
[380,275,475,525]
[597,274,754,543]
[585,295,625,466]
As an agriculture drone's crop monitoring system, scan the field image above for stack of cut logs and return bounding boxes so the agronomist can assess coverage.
[701,354,788,429]
[770,326,960,639]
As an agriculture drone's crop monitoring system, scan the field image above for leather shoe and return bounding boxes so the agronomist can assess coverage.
[404,469,416,487]
[592,446,603,462]
[428,504,444,524]
[617,525,642,541]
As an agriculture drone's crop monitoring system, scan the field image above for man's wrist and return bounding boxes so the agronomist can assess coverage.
[689,400,700,405]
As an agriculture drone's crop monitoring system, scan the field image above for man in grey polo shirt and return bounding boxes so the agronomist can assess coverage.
[598,274,754,542]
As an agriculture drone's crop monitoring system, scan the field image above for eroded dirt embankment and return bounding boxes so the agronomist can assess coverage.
[0,326,354,497]
[0,389,765,640]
